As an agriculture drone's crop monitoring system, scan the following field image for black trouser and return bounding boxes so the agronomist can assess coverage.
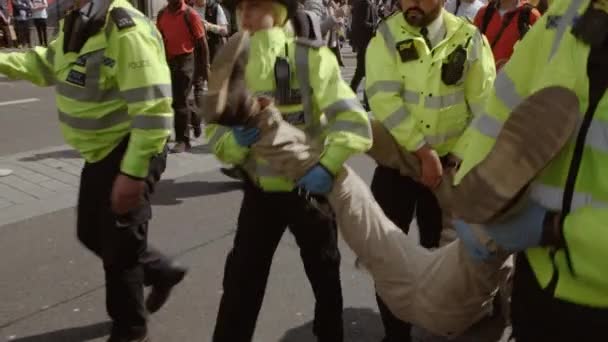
[213,182,344,342]
[77,138,175,337]
[510,254,608,341]
[33,18,47,46]
[14,20,30,47]
[350,47,366,93]
[350,47,369,109]
[370,165,443,342]
[169,53,195,144]
[192,73,205,110]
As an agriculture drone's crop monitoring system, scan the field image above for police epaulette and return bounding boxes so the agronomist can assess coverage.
[295,38,325,49]
[110,7,136,31]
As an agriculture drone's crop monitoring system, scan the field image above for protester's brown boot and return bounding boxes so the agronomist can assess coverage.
[452,86,580,224]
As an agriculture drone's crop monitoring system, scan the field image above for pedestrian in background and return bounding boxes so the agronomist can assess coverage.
[157,0,210,153]
[30,0,47,46]
[12,0,31,48]
[0,2,13,48]
[444,0,484,21]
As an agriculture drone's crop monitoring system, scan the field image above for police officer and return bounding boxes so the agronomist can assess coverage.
[0,0,186,341]
[364,0,495,339]
[206,0,372,340]
[454,0,608,339]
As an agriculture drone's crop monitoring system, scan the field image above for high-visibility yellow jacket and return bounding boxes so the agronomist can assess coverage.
[0,0,173,178]
[366,9,496,157]
[456,0,608,308]
[206,27,372,191]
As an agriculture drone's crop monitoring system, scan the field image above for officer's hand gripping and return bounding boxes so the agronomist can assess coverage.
[111,174,145,216]
[296,164,334,195]
[415,145,443,189]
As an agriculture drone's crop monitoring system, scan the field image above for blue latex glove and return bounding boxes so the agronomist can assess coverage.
[232,126,260,146]
[296,164,334,195]
[484,200,547,251]
[455,200,548,261]
[454,220,493,262]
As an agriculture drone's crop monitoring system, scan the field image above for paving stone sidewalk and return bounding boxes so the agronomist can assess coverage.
[0,141,221,227]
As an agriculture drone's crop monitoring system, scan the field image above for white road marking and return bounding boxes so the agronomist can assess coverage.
[0,98,40,107]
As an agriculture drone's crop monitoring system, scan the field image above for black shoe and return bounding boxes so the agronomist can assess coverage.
[145,265,188,314]
[220,167,245,180]
[170,142,191,154]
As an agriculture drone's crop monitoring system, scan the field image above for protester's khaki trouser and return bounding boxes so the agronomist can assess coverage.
[248,107,509,337]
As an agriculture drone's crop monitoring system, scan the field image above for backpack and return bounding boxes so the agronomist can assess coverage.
[480,1,533,46]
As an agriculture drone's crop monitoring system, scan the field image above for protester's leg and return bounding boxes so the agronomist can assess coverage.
[370,166,421,341]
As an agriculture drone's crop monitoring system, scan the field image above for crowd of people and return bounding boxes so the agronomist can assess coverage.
[1,0,607,341]
[0,0,48,48]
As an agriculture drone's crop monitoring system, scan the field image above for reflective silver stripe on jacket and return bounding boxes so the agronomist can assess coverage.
[56,49,121,103]
[323,98,365,121]
[295,44,320,136]
[329,120,372,138]
[494,72,523,110]
[377,21,397,55]
[584,119,608,154]
[207,126,231,148]
[382,106,410,130]
[471,113,503,138]
[366,80,403,98]
[549,0,583,61]
[402,89,420,104]
[424,128,466,145]
[122,84,172,103]
[424,90,465,109]
[468,102,485,118]
[530,183,608,211]
[132,115,172,129]
[58,108,130,130]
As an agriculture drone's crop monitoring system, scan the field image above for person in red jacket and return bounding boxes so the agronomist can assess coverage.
[474,0,540,70]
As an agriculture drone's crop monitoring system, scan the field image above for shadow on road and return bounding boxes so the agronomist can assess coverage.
[279,307,383,342]
[10,321,111,342]
[19,149,81,162]
[153,179,242,205]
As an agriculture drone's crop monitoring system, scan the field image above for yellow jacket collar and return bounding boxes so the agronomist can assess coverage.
[400,9,468,46]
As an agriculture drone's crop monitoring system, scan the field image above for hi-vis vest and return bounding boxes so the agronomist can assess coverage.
[456,0,608,307]
[366,10,496,157]
[206,27,372,191]
[0,0,173,178]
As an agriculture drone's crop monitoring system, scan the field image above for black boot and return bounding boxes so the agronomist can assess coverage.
[145,264,188,314]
